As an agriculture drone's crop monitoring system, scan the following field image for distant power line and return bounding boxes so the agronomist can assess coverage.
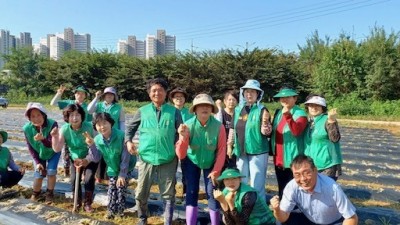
[91,0,391,48]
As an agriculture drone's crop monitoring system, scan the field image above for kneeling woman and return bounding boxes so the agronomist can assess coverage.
[176,93,226,225]
[51,104,100,212]
[0,130,25,188]
[213,168,275,225]
[23,102,60,203]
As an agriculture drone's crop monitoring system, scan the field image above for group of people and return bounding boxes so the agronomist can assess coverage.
[0,77,358,225]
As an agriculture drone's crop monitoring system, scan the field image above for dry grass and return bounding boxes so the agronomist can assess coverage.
[340,120,400,137]
[338,180,400,192]
[15,160,34,171]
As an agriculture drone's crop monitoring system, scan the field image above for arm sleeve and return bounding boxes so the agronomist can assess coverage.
[222,211,237,225]
[87,97,99,114]
[8,153,20,171]
[85,144,101,163]
[230,192,257,224]
[175,135,189,160]
[326,121,341,142]
[333,183,357,219]
[125,110,141,142]
[227,128,235,146]
[211,125,227,176]
[118,142,130,178]
[25,135,41,164]
[119,108,126,132]
[50,93,62,106]
[282,113,308,136]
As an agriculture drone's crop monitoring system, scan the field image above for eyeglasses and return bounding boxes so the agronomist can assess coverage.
[293,169,314,179]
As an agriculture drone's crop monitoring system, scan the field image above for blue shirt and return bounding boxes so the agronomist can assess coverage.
[280,173,356,224]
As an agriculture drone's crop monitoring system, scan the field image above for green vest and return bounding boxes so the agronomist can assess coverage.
[180,107,194,122]
[138,103,177,165]
[0,147,10,172]
[96,102,123,129]
[61,122,94,160]
[58,100,92,122]
[186,116,221,169]
[271,105,307,168]
[223,183,275,225]
[23,119,56,160]
[304,114,342,170]
[233,104,269,156]
[94,128,125,177]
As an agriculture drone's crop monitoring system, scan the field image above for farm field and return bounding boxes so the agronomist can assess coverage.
[0,108,399,225]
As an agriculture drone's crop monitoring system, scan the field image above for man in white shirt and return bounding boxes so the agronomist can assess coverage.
[271,154,358,225]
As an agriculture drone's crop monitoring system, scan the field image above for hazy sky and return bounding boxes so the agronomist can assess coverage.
[1,0,399,53]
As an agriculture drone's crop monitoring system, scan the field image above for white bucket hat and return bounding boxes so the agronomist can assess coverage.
[304,96,327,107]
[103,87,118,101]
[189,93,219,114]
[240,79,263,92]
[25,102,47,118]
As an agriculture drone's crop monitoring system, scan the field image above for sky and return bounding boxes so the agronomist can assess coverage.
[1,0,399,53]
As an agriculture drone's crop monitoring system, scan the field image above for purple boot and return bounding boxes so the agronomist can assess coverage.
[186,206,198,225]
[209,209,221,225]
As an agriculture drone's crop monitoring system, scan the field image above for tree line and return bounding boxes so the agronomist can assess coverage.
[1,26,400,104]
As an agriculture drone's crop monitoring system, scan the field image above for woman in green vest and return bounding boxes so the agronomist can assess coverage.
[213,168,275,225]
[86,112,135,219]
[227,79,272,200]
[0,130,25,188]
[169,87,193,122]
[23,102,60,203]
[271,87,308,198]
[51,104,100,213]
[169,87,193,203]
[88,87,126,184]
[176,93,226,225]
[304,94,342,181]
[50,84,92,178]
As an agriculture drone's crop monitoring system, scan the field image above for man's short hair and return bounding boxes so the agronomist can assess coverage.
[146,78,168,93]
[290,154,317,170]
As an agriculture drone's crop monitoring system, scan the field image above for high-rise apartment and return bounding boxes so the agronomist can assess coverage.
[74,33,91,53]
[49,36,64,60]
[64,27,75,51]
[20,32,32,47]
[117,29,175,59]
[157,30,166,55]
[146,35,157,59]
[117,40,128,54]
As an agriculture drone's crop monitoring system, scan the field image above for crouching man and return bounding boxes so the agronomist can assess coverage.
[270,154,358,225]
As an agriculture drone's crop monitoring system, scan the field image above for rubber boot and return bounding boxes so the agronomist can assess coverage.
[136,200,148,225]
[84,191,94,213]
[186,205,198,225]
[209,209,221,225]
[163,200,174,225]
[45,189,54,204]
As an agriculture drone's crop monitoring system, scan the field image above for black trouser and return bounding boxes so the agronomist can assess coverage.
[283,211,344,225]
[70,161,98,199]
[275,166,293,199]
[0,170,23,188]
[95,158,108,180]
